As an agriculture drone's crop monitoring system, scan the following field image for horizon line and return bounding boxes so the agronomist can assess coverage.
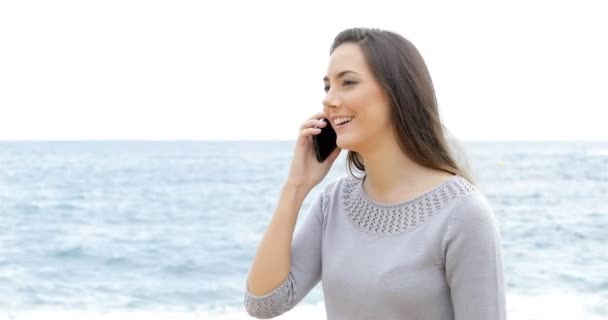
[1,139,607,143]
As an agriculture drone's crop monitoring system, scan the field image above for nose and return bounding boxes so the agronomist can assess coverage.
[322,92,342,110]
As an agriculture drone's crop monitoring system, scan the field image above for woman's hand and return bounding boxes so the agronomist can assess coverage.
[286,112,341,190]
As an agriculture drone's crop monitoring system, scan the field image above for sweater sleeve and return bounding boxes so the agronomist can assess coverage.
[443,192,507,320]
[244,191,325,318]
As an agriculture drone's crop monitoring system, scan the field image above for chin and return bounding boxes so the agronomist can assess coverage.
[336,134,359,152]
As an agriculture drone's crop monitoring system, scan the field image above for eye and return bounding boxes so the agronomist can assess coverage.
[324,80,357,93]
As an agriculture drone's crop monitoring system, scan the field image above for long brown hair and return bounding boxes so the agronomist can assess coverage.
[330,28,475,184]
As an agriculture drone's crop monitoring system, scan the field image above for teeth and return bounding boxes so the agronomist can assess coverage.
[334,116,354,125]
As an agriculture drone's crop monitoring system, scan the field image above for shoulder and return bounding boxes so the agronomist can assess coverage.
[444,187,501,243]
[319,174,359,201]
[317,175,355,197]
[314,175,356,218]
[451,189,496,225]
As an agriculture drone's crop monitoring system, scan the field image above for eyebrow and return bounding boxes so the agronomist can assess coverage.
[323,70,359,82]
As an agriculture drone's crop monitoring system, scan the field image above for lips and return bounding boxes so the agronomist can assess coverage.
[335,118,353,129]
[332,116,355,127]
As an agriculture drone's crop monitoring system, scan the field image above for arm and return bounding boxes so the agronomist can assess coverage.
[244,184,326,318]
[443,192,507,320]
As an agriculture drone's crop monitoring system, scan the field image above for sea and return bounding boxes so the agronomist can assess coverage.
[0,141,606,319]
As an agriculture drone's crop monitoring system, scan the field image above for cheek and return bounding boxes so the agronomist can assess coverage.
[351,87,391,126]
[348,87,376,114]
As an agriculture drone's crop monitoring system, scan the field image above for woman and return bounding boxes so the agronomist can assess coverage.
[244,27,506,319]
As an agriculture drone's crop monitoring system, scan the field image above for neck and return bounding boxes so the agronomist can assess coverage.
[357,133,453,200]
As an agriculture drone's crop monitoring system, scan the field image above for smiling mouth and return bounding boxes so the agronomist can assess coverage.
[334,117,354,127]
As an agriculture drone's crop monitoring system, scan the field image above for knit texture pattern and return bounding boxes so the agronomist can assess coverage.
[244,271,296,319]
[342,176,476,235]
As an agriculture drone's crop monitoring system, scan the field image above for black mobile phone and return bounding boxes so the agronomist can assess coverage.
[312,118,337,162]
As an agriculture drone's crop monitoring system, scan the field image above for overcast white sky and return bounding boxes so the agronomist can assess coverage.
[0,0,606,141]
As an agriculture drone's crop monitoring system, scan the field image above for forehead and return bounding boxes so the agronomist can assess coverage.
[325,43,369,79]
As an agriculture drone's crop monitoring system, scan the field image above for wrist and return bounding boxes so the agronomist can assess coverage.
[282,181,313,197]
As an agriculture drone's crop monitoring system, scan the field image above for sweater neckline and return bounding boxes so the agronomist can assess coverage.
[341,175,475,236]
[356,174,461,208]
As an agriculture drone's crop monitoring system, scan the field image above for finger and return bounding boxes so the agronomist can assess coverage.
[299,127,322,137]
[307,111,327,120]
[300,118,327,130]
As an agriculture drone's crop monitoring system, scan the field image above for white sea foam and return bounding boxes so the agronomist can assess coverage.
[0,304,325,320]
[507,292,606,320]
[588,148,608,156]
[1,293,605,320]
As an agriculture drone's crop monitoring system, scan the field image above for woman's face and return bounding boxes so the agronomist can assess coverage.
[322,43,393,152]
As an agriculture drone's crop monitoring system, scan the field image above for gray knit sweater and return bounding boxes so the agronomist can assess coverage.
[244,175,506,319]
